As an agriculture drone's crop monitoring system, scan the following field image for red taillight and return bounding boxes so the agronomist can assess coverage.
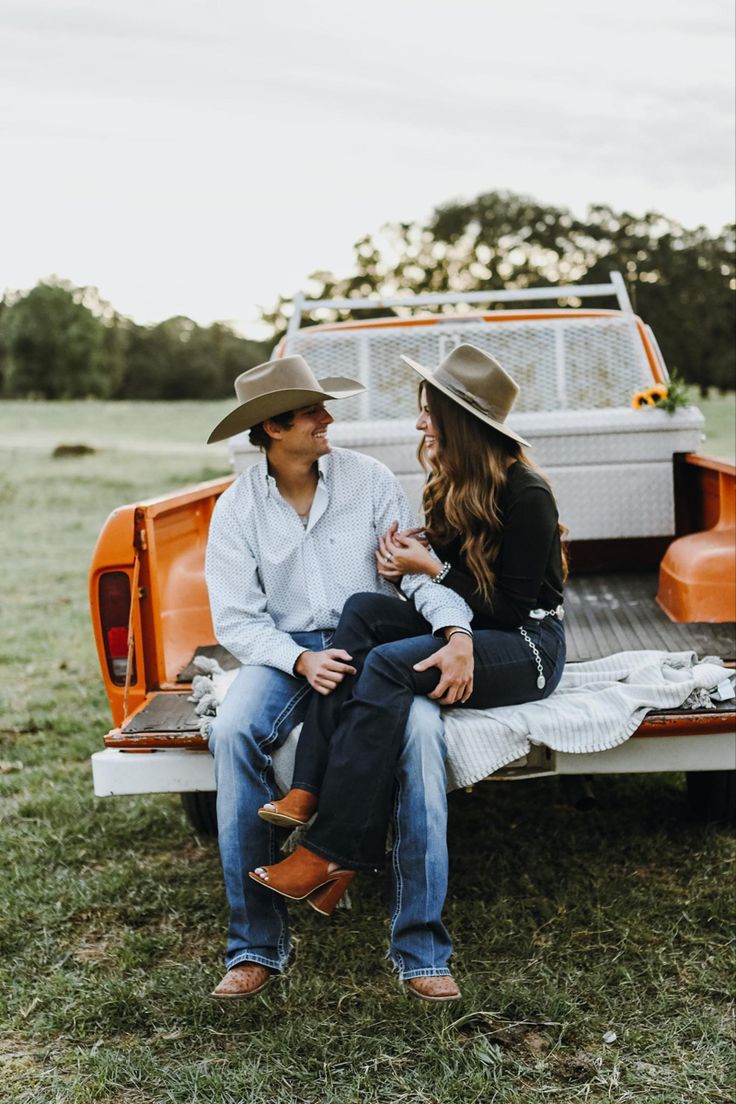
[99,572,136,685]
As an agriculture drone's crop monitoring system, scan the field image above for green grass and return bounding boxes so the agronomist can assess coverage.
[691,389,736,463]
[1,388,733,462]
[0,403,734,1104]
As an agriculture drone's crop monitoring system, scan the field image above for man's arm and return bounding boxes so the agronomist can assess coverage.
[371,463,473,636]
[205,492,306,676]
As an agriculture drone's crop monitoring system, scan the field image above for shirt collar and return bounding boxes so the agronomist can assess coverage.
[258,455,275,495]
[261,451,332,496]
[317,451,333,485]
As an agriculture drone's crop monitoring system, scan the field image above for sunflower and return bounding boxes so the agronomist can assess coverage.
[631,384,669,409]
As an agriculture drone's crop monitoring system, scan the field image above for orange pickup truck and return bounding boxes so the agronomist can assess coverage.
[89,276,736,834]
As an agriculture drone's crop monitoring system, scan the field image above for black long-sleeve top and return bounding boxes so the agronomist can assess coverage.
[432,462,564,630]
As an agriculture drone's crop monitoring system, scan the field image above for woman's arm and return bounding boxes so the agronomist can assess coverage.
[441,485,559,628]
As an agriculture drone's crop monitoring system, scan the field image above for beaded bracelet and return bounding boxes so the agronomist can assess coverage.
[433,561,451,584]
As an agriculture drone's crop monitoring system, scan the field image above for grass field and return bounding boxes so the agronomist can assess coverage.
[0,399,734,1104]
[0,388,733,461]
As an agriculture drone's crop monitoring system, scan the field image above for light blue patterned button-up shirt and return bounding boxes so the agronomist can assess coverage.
[205,447,473,675]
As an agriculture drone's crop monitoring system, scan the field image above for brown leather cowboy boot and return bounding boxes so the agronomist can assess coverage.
[211,962,275,1000]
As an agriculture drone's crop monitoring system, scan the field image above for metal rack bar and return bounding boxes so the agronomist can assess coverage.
[285,273,632,335]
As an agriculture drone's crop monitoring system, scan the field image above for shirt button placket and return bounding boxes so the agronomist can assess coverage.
[303,530,329,627]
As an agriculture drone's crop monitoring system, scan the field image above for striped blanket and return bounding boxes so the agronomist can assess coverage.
[199,650,734,794]
[442,650,733,789]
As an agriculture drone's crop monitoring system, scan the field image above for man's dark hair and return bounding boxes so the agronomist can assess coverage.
[248,409,295,450]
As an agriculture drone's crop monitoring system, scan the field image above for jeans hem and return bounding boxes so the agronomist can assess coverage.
[289,781,320,796]
[395,965,453,981]
[301,838,382,873]
[225,950,289,973]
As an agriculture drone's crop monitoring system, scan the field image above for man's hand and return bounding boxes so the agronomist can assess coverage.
[413,633,474,705]
[294,649,357,696]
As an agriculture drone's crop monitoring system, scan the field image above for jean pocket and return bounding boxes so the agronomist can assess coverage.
[538,624,565,683]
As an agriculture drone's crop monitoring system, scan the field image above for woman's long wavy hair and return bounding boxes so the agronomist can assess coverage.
[419,382,568,601]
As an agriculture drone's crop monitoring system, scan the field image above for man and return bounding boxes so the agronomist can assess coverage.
[204,355,473,1001]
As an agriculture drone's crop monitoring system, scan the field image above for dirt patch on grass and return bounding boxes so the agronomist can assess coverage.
[457,1012,558,1056]
[72,935,117,965]
[52,443,97,458]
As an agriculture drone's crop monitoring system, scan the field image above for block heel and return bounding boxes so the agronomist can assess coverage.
[249,845,356,917]
[308,871,355,916]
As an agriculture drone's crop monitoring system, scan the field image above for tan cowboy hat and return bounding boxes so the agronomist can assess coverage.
[400,343,530,448]
[207,355,365,443]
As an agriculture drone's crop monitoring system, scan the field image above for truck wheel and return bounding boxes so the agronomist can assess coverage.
[180,792,218,837]
[686,771,736,825]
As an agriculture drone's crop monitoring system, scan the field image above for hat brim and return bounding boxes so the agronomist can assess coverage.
[207,377,365,443]
[400,355,530,448]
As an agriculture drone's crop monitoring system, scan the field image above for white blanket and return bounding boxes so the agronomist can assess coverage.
[197,651,734,794]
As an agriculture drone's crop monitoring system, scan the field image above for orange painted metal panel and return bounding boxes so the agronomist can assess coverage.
[90,478,235,726]
[89,504,147,727]
[658,458,736,623]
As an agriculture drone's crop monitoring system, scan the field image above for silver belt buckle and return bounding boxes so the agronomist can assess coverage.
[529,608,546,620]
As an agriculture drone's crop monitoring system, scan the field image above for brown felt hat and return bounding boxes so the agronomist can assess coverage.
[400,343,529,447]
[207,355,365,443]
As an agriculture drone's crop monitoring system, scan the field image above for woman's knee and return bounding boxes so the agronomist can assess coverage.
[333,592,392,652]
[339,591,385,627]
[362,640,419,689]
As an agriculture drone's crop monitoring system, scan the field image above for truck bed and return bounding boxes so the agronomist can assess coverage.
[564,573,734,661]
[108,571,735,745]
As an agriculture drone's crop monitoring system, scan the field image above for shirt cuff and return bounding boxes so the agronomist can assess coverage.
[428,609,473,637]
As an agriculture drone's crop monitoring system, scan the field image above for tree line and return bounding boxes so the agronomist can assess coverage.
[264,192,735,396]
[1,190,733,400]
[0,282,270,400]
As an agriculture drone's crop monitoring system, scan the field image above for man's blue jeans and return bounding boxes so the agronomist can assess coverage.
[207,631,452,981]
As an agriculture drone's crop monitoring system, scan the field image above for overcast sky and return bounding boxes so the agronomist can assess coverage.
[2,0,734,335]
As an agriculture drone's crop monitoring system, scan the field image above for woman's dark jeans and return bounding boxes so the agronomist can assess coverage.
[293,592,566,871]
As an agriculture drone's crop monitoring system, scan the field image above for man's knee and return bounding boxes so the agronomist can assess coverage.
[208,698,274,764]
[207,711,252,764]
[207,665,299,762]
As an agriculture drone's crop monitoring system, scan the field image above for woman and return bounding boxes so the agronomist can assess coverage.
[249,343,567,922]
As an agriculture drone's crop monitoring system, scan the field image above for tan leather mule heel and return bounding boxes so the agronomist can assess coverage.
[306,871,355,916]
[249,845,355,917]
[257,788,318,828]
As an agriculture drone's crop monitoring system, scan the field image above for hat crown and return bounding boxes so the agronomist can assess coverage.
[234,355,319,403]
[432,344,519,424]
[207,354,365,443]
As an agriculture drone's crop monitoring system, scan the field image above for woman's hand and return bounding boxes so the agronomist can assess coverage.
[376,521,404,580]
[413,633,474,705]
[376,522,438,579]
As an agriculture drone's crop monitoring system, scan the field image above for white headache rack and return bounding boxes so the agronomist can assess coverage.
[280,273,649,421]
[285,271,634,338]
[231,270,704,542]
